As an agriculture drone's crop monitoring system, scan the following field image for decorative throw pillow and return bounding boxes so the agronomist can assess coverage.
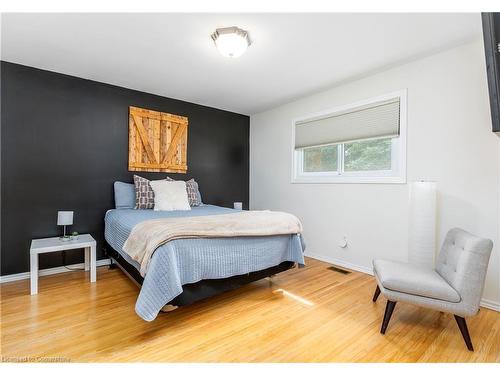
[166,177,202,207]
[114,181,136,209]
[186,179,203,207]
[133,175,156,209]
[150,180,191,211]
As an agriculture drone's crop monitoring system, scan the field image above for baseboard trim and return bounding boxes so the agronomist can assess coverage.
[480,298,500,312]
[0,259,111,283]
[305,251,500,313]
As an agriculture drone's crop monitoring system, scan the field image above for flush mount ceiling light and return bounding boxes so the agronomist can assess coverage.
[211,26,251,58]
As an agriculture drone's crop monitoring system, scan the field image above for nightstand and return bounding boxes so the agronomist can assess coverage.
[30,234,96,295]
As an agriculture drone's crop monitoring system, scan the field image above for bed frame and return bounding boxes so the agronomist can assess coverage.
[104,244,295,307]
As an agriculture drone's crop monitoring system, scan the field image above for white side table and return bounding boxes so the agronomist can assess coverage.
[30,234,96,295]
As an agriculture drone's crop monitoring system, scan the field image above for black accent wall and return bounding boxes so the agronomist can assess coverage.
[1,61,249,275]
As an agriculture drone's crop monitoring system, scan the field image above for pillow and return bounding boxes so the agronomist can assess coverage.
[186,179,203,207]
[166,177,203,207]
[149,180,191,211]
[114,182,135,209]
[133,175,159,209]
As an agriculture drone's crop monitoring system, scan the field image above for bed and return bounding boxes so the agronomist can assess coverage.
[104,204,305,321]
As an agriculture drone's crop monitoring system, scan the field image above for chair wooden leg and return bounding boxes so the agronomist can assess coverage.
[454,315,474,351]
[372,285,381,302]
[380,300,397,334]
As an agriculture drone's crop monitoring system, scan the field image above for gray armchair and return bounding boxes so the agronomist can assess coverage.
[372,228,493,351]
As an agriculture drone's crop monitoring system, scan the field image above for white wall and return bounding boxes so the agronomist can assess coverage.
[250,40,500,308]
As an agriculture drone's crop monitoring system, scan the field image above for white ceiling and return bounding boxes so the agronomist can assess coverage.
[1,13,482,115]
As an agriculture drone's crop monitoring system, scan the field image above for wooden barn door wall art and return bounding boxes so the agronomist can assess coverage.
[128,106,188,173]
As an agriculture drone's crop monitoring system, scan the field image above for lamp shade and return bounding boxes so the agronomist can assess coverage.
[57,211,73,226]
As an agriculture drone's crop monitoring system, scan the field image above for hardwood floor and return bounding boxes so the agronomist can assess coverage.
[1,257,499,362]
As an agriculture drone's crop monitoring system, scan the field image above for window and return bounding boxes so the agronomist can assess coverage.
[344,138,392,172]
[303,144,338,172]
[292,91,406,183]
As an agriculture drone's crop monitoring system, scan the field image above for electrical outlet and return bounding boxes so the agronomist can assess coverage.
[338,236,348,248]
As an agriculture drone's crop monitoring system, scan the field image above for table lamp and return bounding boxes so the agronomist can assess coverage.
[57,211,74,240]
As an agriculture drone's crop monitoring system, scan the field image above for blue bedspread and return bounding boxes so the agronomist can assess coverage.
[104,205,305,321]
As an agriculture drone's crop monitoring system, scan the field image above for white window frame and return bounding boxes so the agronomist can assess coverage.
[291,90,407,184]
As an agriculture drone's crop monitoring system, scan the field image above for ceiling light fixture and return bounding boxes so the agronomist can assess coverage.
[211,26,251,58]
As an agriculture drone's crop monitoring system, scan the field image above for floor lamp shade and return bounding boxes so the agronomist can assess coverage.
[57,211,73,226]
[408,181,437,267]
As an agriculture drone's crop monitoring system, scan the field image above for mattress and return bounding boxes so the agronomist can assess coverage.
[104,205,305,321]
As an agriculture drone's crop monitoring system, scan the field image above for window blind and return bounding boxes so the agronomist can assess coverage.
[295,98,400,149]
